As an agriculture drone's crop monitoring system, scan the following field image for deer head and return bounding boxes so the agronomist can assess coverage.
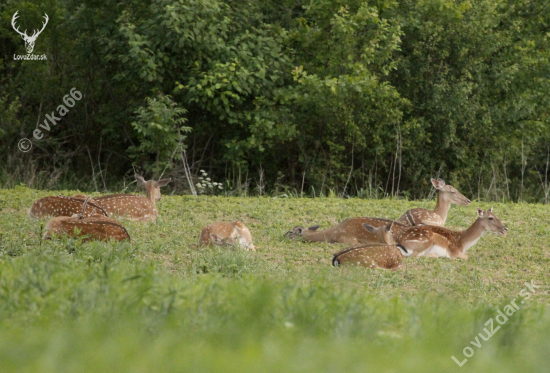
[11,11,49,54]
[431,178,470,206]
[362,222,398,245]
[283,225,320,240]
[476,207,508,236]
[135,174,171,200]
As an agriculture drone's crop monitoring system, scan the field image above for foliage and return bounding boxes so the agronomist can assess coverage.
[1,0,550,201]
[195,169,224,195]
[129,94,190,175]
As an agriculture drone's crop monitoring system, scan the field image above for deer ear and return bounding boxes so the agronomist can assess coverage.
[387,221,395,232]
[135,174,146,186]
[308,225,320,231]
[362,223,378,233]
[295,227,303,234]
[477,208,484,217]
[155,178,171,187]
[431,178,445,189]
[488,206,493,212]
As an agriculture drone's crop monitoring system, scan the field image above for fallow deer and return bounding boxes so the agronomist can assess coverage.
[43,197,130,242]
[284,218,407,247]
[93,175,171,222]
[29,195,108,220]
[199,221,256,251]
[397,178,470,227]
[332,244,411,271]
[395,208,508,259]
[331,222,411,270]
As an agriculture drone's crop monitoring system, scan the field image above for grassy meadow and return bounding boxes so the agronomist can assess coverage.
[0,186,549,372]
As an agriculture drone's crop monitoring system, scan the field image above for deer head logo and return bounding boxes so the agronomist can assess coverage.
[11,11,49,54]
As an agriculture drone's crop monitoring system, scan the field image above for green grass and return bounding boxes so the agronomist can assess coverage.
[0,186,549,372]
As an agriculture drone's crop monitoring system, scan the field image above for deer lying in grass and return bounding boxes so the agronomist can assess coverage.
[397,178,470,227]
[331,222,411,270]
[92,175,171,222]
[29,195,108,220]
[43,197,130,242]
[332,244,411,271]
[284,218,407,246]
[395,208,508,259]
[199,221,256,251]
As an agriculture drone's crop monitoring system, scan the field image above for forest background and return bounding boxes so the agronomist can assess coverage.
[1,0,550,202]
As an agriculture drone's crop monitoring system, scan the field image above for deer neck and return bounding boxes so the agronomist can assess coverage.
[302,228,334,243]
[433,192,450,224]
[459,219,485,253]
[145,185,157,209]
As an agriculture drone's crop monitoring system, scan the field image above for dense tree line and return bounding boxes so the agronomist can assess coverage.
[1,0,549,201]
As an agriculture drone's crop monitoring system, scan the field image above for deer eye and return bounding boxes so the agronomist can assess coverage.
[488,217,494,220]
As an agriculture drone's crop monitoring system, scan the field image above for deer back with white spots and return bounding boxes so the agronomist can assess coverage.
[199,221,256,251]
[93,175,171,222]
[43,197,130,242]
[332,244,411,271]
[397,178,471,227]
[29,195,108,220]
[395,208,508,259]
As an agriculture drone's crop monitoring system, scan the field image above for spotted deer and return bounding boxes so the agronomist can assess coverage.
[29,195,108,220]
[43,197,130,242]
[331,221,411,270]
[332,244,411,271]
[284,218,407,247]
[397,178,470,227]
[199,221,256,251]
[395,208,508,259]
[93,175,171,222]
